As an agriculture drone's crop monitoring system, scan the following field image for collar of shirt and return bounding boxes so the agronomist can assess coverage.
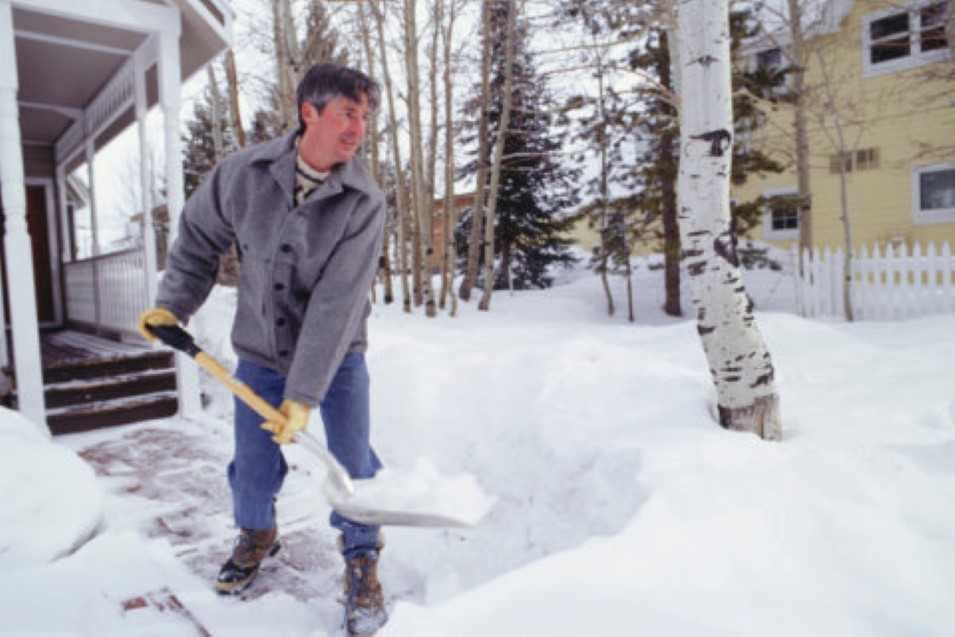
[294,139,330,206]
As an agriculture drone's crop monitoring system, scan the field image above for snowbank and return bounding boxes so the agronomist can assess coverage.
[0,407,103,568]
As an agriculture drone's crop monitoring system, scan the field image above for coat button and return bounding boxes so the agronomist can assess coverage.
[280,243,292,253]
[278,349,290,357]
[276,317,287,327]
[274,282,285,291]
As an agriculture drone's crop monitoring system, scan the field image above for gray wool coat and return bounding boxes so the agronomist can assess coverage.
[157,132,385,407]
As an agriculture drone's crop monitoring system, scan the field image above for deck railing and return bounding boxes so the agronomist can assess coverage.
[64,247,150,337]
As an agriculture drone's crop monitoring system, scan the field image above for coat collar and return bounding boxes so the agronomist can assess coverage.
[247,132,379,204]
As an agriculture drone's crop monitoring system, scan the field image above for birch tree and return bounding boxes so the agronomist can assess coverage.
[786,0,813,264]
[676,0,782,440]
[459,0,493,302]
[404,0,437,316]
[369,0,412,312]
[478,0,517,311]
[438,0,462,315]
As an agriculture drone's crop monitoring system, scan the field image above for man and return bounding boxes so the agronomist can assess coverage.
[137,63,387,635]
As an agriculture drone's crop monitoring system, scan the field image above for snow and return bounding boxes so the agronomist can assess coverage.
[1,256,954,636]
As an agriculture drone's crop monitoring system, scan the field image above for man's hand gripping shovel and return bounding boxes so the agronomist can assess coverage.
[147,324,494,528]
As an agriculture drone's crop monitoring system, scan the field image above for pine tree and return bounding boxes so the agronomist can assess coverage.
[182,86,237,199]
[181,80,239,284]
[458,1,580,291]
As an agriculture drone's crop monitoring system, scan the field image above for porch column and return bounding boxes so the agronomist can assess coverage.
[0,1,47,434]
[158,27,201,418]
[134,48,158,306]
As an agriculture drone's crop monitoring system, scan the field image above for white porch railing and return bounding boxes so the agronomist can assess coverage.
[794,242,955,320]
[64,247,150,337]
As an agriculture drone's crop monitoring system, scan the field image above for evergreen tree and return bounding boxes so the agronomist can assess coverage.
[181,79,239,284]
[458,1,580,290]
[182,84,237,199]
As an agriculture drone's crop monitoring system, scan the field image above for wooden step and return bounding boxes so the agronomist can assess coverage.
[46,392,179,435]
[42,351,175,384]
[43,369,177,409]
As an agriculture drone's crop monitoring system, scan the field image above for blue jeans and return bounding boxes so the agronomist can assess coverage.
[228,353,382,556]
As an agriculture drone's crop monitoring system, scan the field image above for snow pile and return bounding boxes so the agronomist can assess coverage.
[342,459,497,528]
[0,407,103,568]
[0,258,952,636]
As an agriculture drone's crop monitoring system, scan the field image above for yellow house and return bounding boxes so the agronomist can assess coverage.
[736,0,955,252]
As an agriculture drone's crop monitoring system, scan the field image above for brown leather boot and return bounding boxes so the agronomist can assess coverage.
[341,537,387,636]
[215,527,280,594]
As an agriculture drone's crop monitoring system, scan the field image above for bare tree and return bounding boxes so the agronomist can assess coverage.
[224,50,247,148]
[369,0,412,312]
[271,0,299,131]
[479,0,518,311]
[437,0,462,316]
[675,0,782,440]
[404,0,437,316]
[459,0,493,302]
[355,2,394,305]
[786,0,814,265]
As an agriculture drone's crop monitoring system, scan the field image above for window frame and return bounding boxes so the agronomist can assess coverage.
[762,186,800,241]
[862,0,952,77]
[912,163,955,225]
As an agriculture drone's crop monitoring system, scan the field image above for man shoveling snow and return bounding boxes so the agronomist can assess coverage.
[139,62,400,636]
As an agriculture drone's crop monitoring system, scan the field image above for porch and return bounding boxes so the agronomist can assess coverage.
[0,0,233,435]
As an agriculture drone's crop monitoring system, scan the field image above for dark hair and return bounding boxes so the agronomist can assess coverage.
[296,63,381,134]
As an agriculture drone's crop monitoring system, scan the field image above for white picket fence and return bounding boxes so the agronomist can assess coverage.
[793,241,955,320]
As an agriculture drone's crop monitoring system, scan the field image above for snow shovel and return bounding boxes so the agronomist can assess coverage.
[146,324,493,528]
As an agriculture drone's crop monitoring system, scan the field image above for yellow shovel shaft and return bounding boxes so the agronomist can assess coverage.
[191,351,355,495]
[194,352,285,424]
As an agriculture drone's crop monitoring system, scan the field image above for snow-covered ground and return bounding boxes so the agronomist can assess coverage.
[1,256,954,637]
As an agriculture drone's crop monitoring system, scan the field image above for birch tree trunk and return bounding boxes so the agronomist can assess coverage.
[459,0,492,302]
[370,0,411,311]
[224,50,246,148]
[787,0,812,265]
[439,0,459,316]
[676,0,782,440]
[595,54,615,317]
[478,0,517,312]
[816,53,855,322]
[404,0,437,317]
[357,3,393,304]
[271,0,298,132]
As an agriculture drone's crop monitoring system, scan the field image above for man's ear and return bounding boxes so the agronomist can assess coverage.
[301,102,318,127]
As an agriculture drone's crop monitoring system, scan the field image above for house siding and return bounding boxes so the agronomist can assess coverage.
[734,0,955,252]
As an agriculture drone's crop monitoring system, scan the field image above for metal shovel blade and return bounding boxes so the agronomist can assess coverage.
[297,430,493,528]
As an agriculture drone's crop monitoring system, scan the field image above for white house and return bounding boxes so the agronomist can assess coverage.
[0,0,233,433]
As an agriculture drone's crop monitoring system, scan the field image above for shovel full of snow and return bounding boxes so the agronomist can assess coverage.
[146,324,494,528]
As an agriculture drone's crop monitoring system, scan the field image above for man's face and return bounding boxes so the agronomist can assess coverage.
[299,93,370,172]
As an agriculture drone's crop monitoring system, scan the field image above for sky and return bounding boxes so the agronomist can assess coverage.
[1,251,953,636]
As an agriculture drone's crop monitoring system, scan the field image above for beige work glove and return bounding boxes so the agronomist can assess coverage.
[137,307,180,341]
[261,399,311,445]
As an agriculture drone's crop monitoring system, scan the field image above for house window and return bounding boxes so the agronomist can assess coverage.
[762,187,800,240]
[756,47,783,72]
[828,148,881,174]
[855,148,880,171]
[913,164,955,224]
[863,1,951,76]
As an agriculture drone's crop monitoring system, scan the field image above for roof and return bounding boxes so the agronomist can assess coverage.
[12,0,233,150]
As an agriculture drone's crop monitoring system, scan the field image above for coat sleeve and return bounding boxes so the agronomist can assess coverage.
[283,193,385,406]
[156,166,235,322]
